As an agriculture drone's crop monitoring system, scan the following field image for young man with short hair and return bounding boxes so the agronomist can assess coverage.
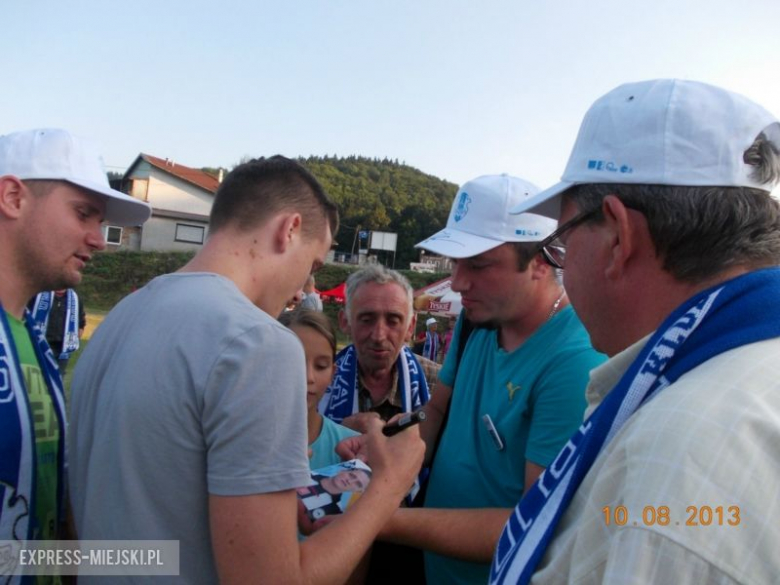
[69,156,424,584]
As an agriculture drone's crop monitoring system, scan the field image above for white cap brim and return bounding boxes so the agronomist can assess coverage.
[414,227,507,259]
[1,128,152,227]
[508,181,573,220]
[67,177,152,226]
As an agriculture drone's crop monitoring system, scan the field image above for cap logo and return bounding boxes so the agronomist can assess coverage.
[453,191,471,222]
[587,159,633,174]
[515,229,543,236]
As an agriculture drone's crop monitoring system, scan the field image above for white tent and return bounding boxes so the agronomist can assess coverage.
[413,278,462,317]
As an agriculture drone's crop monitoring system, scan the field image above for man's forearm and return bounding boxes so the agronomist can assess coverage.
[377,507,512,563]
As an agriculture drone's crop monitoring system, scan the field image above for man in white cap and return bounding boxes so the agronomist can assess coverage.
[489,80,780,584]
[371,174,605,585]
[422,317,441,362]
[0,128,150,550]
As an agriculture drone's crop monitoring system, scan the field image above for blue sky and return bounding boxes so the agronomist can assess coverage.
[3,0,780,190]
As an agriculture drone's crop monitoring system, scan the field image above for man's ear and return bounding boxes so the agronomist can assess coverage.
[337,309,351,336]
[0,176,28,220]
[275,212,303,252]
[527,252,551,281]
[601,195,638,280]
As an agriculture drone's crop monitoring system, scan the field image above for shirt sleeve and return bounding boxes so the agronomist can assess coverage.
[202,322,311,496]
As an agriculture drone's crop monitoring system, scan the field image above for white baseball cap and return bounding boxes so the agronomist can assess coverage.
[510,79,780,219]
[415,174,557,258]
[425,317,437,326]
[0,128,152,226]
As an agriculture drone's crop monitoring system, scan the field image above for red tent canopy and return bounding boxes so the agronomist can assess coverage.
[319,282,346,304]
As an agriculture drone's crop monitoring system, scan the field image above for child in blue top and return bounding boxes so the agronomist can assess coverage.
[278,310,358,470]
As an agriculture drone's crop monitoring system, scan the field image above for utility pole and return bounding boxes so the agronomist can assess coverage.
[351,225,360,262]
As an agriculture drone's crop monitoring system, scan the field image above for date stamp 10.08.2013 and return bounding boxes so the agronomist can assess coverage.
[602,505,740,528]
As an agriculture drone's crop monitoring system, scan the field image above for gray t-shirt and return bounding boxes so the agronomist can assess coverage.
[69,273,310,583]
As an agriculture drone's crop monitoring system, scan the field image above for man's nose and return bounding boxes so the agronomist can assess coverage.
[451,263,469,293]
[369,320,389,340]
[88,222,107,251]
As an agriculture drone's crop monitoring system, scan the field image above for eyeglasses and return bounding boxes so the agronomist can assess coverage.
[536,208,600,270]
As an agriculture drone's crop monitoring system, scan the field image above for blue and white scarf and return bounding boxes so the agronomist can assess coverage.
[0,304,67,557]
[30,290,81,359]
[423,331,439,362]
[319,344,430,423]
[318,344,431,502]
[490,267,780,585]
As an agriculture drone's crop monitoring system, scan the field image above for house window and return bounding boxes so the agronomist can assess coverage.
[131,179,149,200]
[104,226,123,246]
[175,223,205,244]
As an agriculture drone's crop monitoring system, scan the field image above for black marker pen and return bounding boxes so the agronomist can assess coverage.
[383,410,427,436]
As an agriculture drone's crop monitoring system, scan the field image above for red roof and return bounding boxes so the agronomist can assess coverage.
[138,153,221,193]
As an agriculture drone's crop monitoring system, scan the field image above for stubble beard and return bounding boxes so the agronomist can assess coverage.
[462,307,498,330]
[24,249,82,294]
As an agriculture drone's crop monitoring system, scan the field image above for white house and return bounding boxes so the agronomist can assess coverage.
[105,154,221,252]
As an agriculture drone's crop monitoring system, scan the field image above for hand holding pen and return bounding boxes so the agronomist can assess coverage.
[383,410,427,436]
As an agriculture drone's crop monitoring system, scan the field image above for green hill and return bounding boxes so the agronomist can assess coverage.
[300,156,457,267]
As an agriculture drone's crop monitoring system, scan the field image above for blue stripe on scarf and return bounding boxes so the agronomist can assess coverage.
[61,290,80,357]
[490,267,780,585]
